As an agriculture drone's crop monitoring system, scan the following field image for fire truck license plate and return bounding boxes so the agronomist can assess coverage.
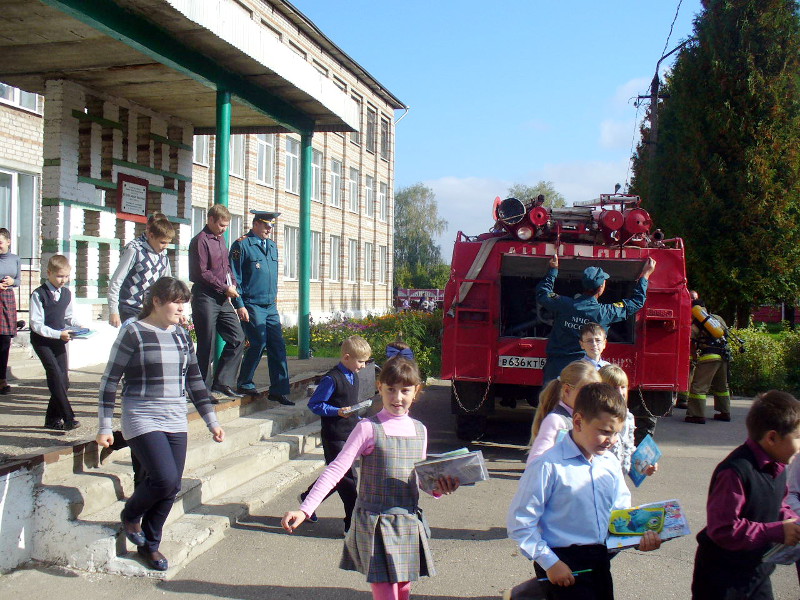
[498,356,547,369]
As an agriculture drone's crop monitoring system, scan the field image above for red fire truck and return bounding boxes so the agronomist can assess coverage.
[440,193,691,440]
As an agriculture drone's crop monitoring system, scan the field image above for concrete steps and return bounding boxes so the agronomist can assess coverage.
[31,401,325,578]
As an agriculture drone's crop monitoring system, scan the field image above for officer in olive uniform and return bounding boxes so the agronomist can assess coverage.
[229,211,293,405]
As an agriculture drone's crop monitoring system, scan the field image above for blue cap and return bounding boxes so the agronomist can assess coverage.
[250,210,280,224]
[582,266,610,290]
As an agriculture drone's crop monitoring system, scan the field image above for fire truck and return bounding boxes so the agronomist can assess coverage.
[440,193,691,440]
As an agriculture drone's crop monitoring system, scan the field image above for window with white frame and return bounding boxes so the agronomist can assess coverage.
[379,182,388,222]
[0,169,39,264]
[364,242,374,283]
[366,107,377,153]
[379,245,388,284]
[348,168,359,213]
[365,176,375,217]
[193,135,210,166]
[229,214,243,240]
[329,234,341,281]
[230,134,245,177]
[192,206,207,236]
[310,230,321,281]
[311,149,323,202]
[380,117,390,160]
[255,133,274,186]
[350,95,362,145]
[330,159,342,208]
[283,225,299,279]
[285,137,300,194]
[347,239,358,282]
[0,84,38,112]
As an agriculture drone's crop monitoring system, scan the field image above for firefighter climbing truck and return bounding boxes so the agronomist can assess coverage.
[440,193,691,440]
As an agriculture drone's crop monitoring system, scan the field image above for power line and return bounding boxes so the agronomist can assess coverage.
[660,0,684,66]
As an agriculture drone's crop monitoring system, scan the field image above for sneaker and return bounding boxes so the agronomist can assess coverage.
[0,384,10,395]
[713,412,731,422]
[64,420,81,431]
[44,420,65,430]
[298,493,318,522]
[684,415,706,424]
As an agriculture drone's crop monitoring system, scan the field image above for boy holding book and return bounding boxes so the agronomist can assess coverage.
[31,255,84,430]
[691,390,800,600]
[299,335,371,533]
[508,382,661,600]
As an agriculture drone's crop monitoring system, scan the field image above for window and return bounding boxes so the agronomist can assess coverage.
[283,225,299,279]
[0,169,39,263]
[348,168,360,213]
[285,137,300,194]
[193,135,210,166]
[329,235,341,281]
[255,133,274,186]
[311,231,321,281]
[230,134,245,177]
[379,182,388,222]
[350,95,362,145]
[230,214,243,240]
[380,117,390,160]
[289,42,307,60]
[260,19,282,41]
[366,107,377,153]
[329,159,342,208]
[313,60,328,77]
[365,176,375,217]
[192,206,207,236]
[364,242,374,283]
[379,245,388,284]
[0,84,38,112]
[347,239,358,282]
[311,149,323,202]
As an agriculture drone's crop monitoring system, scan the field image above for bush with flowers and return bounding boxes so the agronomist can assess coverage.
[284,310,443,380]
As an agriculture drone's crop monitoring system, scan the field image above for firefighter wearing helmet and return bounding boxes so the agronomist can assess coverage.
[536,253,657,385]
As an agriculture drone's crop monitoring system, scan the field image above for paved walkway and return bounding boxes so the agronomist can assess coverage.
[0,347,339,466]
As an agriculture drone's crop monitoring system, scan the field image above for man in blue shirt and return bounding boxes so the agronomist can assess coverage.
[507,382,661,598]
[536,254,656,385]
[230,211,292,405]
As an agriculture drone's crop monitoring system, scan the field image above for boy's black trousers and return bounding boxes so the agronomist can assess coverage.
[32,340,73,425]
[533,544,614,600]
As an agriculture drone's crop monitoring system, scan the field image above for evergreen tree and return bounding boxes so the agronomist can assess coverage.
[630,0,800,324]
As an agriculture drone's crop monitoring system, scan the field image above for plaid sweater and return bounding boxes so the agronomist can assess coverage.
[98,320,219,438]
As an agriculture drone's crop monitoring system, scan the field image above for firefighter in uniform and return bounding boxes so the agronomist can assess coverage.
[685,302,731,424]
[229,211,293,405]
[536,253,656,384]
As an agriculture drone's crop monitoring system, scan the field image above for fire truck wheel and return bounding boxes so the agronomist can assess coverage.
[456,414,488,441]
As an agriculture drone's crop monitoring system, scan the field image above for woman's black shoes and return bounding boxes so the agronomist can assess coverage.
[121,511,147,547]
[137,546,169,571]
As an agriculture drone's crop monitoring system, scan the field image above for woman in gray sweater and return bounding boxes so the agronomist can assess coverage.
[96,277,224,571]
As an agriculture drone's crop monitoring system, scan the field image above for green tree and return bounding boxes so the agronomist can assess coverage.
[394,183,449,289]
[630,0,800,325]
[507,181,567,208]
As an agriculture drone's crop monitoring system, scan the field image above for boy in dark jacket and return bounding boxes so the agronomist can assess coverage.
[691,390,800,599]
[300,335,371,533]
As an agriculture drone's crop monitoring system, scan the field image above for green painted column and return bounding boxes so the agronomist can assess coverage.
[298,133,313,359]
[214,89,231,363]
[214,90,231,211]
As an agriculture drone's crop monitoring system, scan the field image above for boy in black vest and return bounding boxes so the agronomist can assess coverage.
[31,255,85,430]
[300,335,371,533]
[691,390,800,599]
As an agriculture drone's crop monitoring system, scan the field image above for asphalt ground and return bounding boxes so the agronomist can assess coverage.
[1,382,798,599]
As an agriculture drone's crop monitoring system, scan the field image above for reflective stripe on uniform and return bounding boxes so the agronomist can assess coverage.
[698,354,722,362]
[689,393,707,400]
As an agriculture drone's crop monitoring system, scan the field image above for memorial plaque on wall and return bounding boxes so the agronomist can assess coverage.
[116,173,149,223]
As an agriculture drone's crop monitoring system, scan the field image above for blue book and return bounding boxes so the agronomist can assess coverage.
[628,434,662,487]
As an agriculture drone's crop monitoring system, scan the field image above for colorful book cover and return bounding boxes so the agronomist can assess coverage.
[606,499,690,550]
[414,449,488,493]
[762,543,800,565]
[628,434,662,487]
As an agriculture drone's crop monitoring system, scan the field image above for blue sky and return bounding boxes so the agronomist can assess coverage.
[295,0,704,253]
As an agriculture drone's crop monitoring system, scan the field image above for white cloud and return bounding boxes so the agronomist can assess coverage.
[600,118,637,150]
[612,77,650,111]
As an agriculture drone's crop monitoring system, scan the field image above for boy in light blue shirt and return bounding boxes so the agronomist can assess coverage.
[507,382,661,599]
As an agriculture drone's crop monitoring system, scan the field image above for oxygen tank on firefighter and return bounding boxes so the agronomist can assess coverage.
[691,304,725,339]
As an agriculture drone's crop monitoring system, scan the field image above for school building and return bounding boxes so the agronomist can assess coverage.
[0,0,404,335]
